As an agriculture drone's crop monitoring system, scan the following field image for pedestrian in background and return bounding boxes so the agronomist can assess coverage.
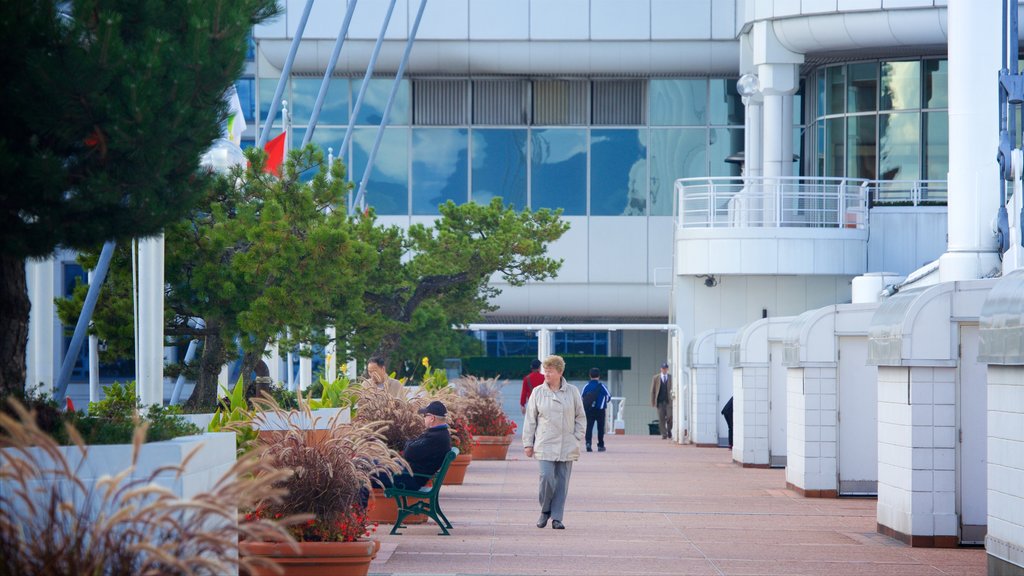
[581,367,610,452]
[520,358,545,414]
[651,362,673,439]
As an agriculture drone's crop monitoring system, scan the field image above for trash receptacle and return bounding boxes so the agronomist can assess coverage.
[648,420,659,435]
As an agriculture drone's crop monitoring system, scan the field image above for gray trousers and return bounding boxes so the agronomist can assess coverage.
[538,460,573,521]
[657,402,672,438]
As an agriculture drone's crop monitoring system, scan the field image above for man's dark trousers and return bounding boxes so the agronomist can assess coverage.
[585,407,606,449]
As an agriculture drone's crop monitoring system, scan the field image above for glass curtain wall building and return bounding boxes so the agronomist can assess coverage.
[255,77,744,216]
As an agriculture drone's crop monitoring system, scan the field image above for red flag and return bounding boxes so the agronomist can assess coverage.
[65,397,75,412]
[263,132,286,176]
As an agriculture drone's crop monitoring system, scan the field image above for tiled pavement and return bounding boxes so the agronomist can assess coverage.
[368,434,986,576]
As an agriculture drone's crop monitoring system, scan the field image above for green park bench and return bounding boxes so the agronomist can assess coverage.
[385,447,459,536]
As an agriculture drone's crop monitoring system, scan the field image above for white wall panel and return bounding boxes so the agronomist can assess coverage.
[350,0,409,40]
[469,0,529,40]
[530,0,589,40]
[652,0,693,40]
[589,218,648,283]
[417,0,468,39]
[591,0,650,40]
[838,0,882,10]
[801,0,840,14]
[711,0,737,40]
[773,0,803,17]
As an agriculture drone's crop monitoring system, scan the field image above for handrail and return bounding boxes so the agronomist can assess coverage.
[607,396,626,433]
[674,176,871,230]
[866,179,948,206]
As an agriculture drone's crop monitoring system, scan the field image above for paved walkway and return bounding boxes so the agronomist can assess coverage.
[369,435,986,576]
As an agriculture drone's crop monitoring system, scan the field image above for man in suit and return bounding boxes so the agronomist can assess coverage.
[650,363,673,439]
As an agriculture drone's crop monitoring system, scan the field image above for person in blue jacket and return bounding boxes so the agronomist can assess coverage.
[581,367,610,452]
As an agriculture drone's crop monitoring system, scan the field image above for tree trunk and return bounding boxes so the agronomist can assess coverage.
[184,327,227,411]
[239,346,266,400]
[0,254,30,397]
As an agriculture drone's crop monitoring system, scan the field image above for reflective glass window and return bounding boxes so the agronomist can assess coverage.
[531,129,586,215]
[236,78,255,123]
[826,66,846,115]
[815,120,826,175]
[709,79,744,126]
[291,127,347,160]
[471,129,527,209]
[591,129,647,216]
[290,78,349,126]
[649,128,706,216]
[847,63,877,113]
[354,78,410,126]
[412,128,469,215]
[816,71,826,118]
[924,59,948,109]
[879,111,921,181]
[923,111,948,181]
[880,61,921,110]
[824,117,845,177]
[258,77,281,127]
[650,79,707,126]
[846,116,877,179]
[352,127,408,215]
[708,128,743,178]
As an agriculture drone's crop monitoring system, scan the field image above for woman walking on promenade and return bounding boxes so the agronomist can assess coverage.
[522,355,586,530]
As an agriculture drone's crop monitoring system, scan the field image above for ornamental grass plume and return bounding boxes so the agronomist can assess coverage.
[454,376,517,437]
[352,383,426,453]
[247,393,405,542]
[0,398,294,576]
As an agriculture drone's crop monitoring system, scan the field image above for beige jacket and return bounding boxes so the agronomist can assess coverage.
[522,379,586,462]
[651,372,672,407]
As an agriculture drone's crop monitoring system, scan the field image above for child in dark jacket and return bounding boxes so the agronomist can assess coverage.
[581,368,611,452]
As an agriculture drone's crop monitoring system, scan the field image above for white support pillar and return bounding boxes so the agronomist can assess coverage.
[299,346,312,391]
[347,358,358,380]
[25,257,56,395]
[218,365,230,391]
[758,63,799,225]
[136,235,165,406]
[537,329,553,359]
[939,0,1002,281]
[266,340,281,384]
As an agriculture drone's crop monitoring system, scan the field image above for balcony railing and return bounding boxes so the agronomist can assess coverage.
[866,179,948,206]
[674,176,871,230]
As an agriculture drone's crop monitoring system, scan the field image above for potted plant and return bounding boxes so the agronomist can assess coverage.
[0,397,293,575]
[240,394,404,576]
[444,413,474,484]
[351,385,430,524]
[456,376,517,460]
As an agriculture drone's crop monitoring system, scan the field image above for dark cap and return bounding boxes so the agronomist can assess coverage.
[661,362,669,369]
[530,359,542,369]
[418,400,447,417]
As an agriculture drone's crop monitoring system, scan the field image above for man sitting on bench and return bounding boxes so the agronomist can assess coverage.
[376,400,452,491]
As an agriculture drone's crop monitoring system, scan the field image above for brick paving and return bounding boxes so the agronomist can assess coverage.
[369,435,986,576]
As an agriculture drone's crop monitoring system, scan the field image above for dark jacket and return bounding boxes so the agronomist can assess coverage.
[402,424,452,478]
[581,379,610,410]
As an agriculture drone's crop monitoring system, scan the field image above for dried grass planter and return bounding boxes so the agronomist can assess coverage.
[240,539,380,576]
[472,435,513,460]
[443,453,472,485]
[366,487,427,524]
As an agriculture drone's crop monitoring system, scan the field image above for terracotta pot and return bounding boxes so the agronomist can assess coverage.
[443,453,472,485]
[240,539,380,576]
[365,487,427,524]
[471,435,513,460]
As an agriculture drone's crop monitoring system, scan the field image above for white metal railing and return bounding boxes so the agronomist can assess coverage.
[607,396,625,433]
[866,179,948,206]
[674,176,871,230]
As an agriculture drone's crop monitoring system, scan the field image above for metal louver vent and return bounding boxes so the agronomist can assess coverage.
[532,80,588,125]
[413,80,468,125]
[473,80,530,125]
[592,80,647,125]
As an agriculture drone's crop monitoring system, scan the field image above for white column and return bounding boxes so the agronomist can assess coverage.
[88,268,100,403]
[136,235,165,406]
[744,99,764,179]
[218,365,230,390]
[939,0,1002,281]
[25,257,56,395]
[537,329,552,359]
[299,347,312,391]
[266,340,281,383]
[758,63,799,226]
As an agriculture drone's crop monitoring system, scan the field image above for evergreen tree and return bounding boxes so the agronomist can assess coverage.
[0,0,279,395]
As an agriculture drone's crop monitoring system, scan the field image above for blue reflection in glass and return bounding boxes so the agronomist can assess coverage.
[591,129,647,216]
[531,129,586,215]
[258,77,280,128]
[648,129,706,216]
[709,79,743,126]
[708,128,742,178]
[354,79,410,126]
[472,129,527,209]
[290,78,349,126]
[650,79,707,126]
[352,127,408,215]
[412,129,469,215]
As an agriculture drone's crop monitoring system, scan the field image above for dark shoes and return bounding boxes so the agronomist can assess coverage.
[598,446,606,452]
[586,444,593,452]
[551,520,565,529]
[536,512,550,528]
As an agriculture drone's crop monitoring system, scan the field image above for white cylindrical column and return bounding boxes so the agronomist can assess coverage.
[266,340,281,384]
[324,326,337,383]
[136,235,165,406]
[745,99,764,179]
[25,257,56,395]
[939,0,1002,281]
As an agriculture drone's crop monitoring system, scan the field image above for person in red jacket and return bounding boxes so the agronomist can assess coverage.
[520,359,545,414]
